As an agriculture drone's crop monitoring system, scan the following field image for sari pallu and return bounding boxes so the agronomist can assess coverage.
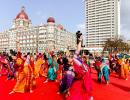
[47,56,56,81]
[98,64,109,83]
[39,61,48,77]
[34,58,44,78]
[121,63,129,79]
[59,66,75,94]
[12,58,25,93]
[13,59,35,93]
[24,63,36,92]
[13,71,26,93]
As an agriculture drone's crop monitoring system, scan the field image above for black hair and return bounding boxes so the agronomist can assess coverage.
[62,57,68,65]
[43,54,48,60]
[10,49,17,56]
[27,52,30,55]
[8,56,13,62]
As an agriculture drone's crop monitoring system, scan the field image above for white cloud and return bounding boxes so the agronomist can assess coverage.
[121,0,130,40]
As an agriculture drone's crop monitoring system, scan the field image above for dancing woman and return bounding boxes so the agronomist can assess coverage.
[121,59,129,80]
[23,54,36,93]
[9,52,25,94]
[59,33,93,100]
[44,53,57,83]
[58,56,75,96]
[67,36,93,100]
[39,54,48,77]
[9,53,36,94]
[98,58,110,84]
[34,53,44,78]
[0,53,13,77]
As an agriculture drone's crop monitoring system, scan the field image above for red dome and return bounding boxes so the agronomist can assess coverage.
[58,24,64,30]
[15,7,29,20]
[47,17,55,23]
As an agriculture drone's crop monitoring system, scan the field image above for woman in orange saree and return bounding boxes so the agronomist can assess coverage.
[9,52,25,94]
[34,53,44,78]
[121,59,129,80]
[39,57,48,77]
[9,53,35,94]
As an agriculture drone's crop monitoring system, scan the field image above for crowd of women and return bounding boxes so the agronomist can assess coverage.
[0,36,94,100]
[93,52,130,85]
[0,35,130,100]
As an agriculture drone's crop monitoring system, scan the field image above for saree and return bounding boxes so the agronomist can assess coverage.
[39,61,48,77]
[34,58,44,78]
[13,58,25,93]
[59,66,75,94]
[56,64,63,82]
[47,56,56,81]
[13,57,35,93]
[24,63,35,92]
[67,59,92,100]
[0,56,13,76]
[121,63,129,79]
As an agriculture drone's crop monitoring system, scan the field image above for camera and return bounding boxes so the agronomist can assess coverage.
[76,31,82,44]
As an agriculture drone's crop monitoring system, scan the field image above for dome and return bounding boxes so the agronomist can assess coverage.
[15,6,29,20]
[47,17,55,23]
[58,24,64,30]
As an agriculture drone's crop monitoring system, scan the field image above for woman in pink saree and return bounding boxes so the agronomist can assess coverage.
[65,33,93,100]
[0,53,12,76]
[66,53,93,100]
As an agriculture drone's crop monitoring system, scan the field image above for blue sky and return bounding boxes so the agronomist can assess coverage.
[0,0,130,39]
[0,0,85,33]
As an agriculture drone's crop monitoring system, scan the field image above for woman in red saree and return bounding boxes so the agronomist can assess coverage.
[24,54,35,93]
[0,54,13,76]
[59,34,93,100]
[66,53,93,100]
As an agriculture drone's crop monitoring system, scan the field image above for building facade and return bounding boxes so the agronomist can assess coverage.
[0,7,76,53]
[85,0,120,48]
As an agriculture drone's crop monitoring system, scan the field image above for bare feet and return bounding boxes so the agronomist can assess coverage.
[65,91,70,97]
[107,81,109,85]
[30,90,33,93]
[90,96,94,100]
[57,92,60,94]
[43,80,48,83]
[9,91,15,94]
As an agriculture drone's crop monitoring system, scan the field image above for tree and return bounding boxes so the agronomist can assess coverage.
[103,38,130,53]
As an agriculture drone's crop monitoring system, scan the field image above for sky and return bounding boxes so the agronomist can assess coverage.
[0,0,130,40]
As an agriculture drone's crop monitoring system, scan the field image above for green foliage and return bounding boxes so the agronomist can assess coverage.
[103,38,130,53]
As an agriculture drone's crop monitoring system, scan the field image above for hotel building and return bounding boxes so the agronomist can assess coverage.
[0,7,76,53]
[85,0,120,49]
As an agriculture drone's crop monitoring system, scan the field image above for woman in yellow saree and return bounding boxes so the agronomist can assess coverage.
[121,59,129,80]
[34,54,44,78]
